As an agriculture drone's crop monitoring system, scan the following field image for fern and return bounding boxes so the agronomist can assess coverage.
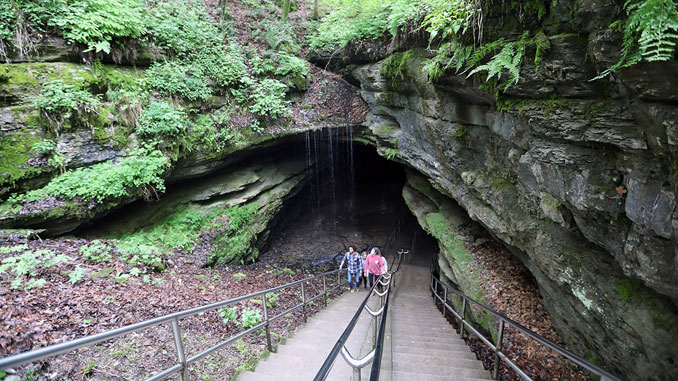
[594,0,678,79]
[468,33,527,92]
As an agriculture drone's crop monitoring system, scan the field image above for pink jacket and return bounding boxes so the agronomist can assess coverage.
[364,254,385,276]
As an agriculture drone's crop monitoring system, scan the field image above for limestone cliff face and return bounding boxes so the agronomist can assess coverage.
[350,2,678,378]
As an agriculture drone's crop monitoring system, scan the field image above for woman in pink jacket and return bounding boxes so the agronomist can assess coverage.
[364,247,386,290]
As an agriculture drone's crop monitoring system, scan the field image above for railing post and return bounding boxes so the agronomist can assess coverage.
[354,364,361,381]
[322,274,328,307]
[262,294,272,352]
[301,281,307,323]
[460,297,467,339]
[171,318,188,380]
[443,287,448,319]
[493,319,505,379]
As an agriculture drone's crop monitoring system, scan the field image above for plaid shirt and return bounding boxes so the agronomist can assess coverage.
[341,252,363,273]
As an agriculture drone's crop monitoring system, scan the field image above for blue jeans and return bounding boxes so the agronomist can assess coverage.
[348,271,359,289]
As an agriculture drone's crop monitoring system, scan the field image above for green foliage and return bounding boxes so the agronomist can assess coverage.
[146,0,221,59]
[186,114,233,154]
[51,0,146,53]
[453,124,468,138]
[114,237,164,271]
[32,139,57,155]
[0,248,68,290]
[68,265,86,284]
[307,0,391,52]
[468,32,529,92]
[79,240,112,263]
[114,207,209,255]
[16,148,169,203]
[138,101,189,139]
[208,203,259,265]
[266,292,279,307]
[383,147,398,160]
[241,308,262,328]
[380,50,416,91]
[233,272,247,280]
[218,305,238,324]
[31,79,101,135]
[595,0,678,79]
[248,79,289,119]
[146,61,211,101]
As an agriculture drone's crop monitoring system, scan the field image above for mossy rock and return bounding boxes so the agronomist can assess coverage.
[0,128,46,193]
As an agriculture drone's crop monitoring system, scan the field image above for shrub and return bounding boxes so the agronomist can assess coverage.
[146,61,212,101]
[249,79,289,119]
[32,139,57,155]
[18,148,169,203]
[31,80,101,135]
[146,0,222,58]
[50,0,146,53]
[138,101,189,138]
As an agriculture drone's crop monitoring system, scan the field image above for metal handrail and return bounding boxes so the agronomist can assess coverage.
[315,249,406,381]
[430,273,622,381]
[0,268,349,379]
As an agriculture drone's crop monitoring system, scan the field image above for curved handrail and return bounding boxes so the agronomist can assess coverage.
[313,273,383,380]
[430,273,622,381]
[368,272,392,381]
[0,268,348,379]
[315,249,406,381]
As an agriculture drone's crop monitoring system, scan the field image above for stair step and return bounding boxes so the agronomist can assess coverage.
[393,362,491,378]
[392,345,477,360]
[392,339,470,352]
[392,334,465,345]
[392,371,492,381]
[393,352,486,370]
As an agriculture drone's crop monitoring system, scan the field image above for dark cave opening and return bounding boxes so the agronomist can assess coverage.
[261,128,438,267]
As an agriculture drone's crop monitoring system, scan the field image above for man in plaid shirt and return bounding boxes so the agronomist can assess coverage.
[339,245,363,293]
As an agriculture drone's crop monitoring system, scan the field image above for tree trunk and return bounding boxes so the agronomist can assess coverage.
[313,0,319,19]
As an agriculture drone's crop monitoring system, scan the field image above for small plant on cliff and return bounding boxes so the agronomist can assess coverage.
[16,148,169,203]
[32,80,101,136]
[51,0,146,54]
[138,101,190,140]
[594,0,678,79]
[146,61,212,101]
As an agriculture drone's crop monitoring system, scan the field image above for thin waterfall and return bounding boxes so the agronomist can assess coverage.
[328,128,336,204]
[313,129,321,209]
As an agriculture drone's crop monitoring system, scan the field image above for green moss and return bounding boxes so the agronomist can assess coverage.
[380,50,417,92]
[353,137,371,145]
[616,277,644,302]
[492,177,514,190]
[375,124,396,136]
[0,129,44,188]
[496,96,568,117]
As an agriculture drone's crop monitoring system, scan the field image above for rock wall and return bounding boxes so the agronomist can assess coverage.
[350,2,678,378]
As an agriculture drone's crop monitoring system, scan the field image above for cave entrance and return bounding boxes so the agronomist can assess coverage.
[260,127,438,267]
